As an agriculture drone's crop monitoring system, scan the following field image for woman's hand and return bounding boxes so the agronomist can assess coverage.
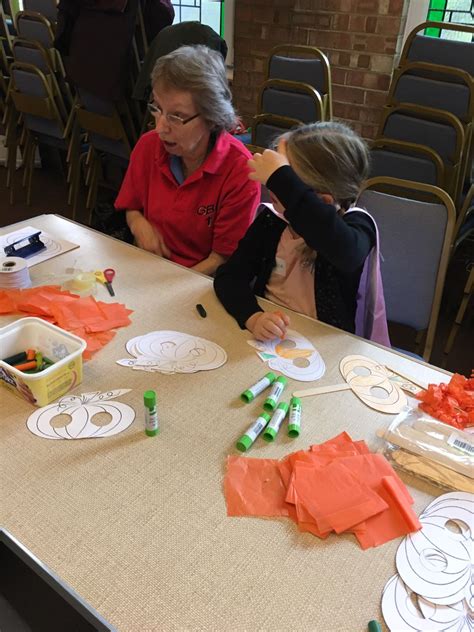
[245,310,291,341]
[248,146,290,185]
[127,212,171,258]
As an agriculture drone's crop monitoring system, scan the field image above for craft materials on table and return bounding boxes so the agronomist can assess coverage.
[195,303,207,318]
[381,491,473,631]
[95,268,116,297]
[248,328,325,382]
[118,330,227,374]
[0,317,86,406]
[2,347,54,373]
[0,286,132,359]
[144,390,159,437]
[379,406,474,493]
[294,355,412,415]
[225,432,421,549]
[416,371,474,431]
[0,226,79,267]
[26,389,135,440]
[0,257,31,289]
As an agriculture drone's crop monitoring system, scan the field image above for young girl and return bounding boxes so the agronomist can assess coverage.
[214,121,390,344]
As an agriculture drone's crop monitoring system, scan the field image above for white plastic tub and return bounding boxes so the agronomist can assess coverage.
[0,317,86,406]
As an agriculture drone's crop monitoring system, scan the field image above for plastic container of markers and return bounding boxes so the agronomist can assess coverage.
[0,317,86,407]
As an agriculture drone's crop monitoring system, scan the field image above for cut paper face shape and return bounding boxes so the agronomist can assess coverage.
[382,574,473,632]
[396,492,474,607]
[119,331,227,374]
[247,329,325,382]
[27,389,135,440]
[340,355,407,414]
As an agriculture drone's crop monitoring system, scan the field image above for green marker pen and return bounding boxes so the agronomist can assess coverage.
[144,390,159,436]
[263,401,289,442]
[263,376,287,412]
[288,397,302,438]
[236,412,271,452]
[241,372,276,403]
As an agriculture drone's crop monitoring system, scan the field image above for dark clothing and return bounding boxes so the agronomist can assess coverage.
[55,0,173,100]
[133,21,228,100]
[214,165,376,333]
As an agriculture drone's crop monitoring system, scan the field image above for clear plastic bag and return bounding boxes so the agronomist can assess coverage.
[378,406,474,492]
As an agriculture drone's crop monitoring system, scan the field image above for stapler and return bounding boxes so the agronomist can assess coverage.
[4,232,46,258]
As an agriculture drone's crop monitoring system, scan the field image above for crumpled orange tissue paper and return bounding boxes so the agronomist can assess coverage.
[0,286,132,358]
[224,432,421,549]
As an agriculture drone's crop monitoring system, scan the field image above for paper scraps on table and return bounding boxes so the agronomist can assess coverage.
[247,328,325,382]
[118,330,227,374]
[416,371,474,432]
[0,226,79,267]
[0,286,133,358]
[27,389,135,439]
[224,431,421,549]
[382,491,474,631]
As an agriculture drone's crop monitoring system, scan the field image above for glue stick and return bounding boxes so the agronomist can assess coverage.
[263,401,289,442]
[144,390,159,436]
[263,376,287,412]
[236,412,271,452]
[241,372,276,403]
[288,397,302,438]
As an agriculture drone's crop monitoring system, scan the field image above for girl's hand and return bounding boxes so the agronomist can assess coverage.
[248,148,290,185]
[245,310,291,341]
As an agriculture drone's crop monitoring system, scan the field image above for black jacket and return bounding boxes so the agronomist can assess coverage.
[214,165,376,333]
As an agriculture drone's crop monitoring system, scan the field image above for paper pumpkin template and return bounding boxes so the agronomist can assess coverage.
[248,329,325,382]
[382,491,474,631]
[293,355,408,414]
[27,389,135,440]
[382,575,472,632]
[118,330,227,374]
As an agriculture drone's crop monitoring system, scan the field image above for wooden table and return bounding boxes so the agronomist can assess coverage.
[0,215,449,631]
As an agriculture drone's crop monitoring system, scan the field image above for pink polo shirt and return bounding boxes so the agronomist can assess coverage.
[115,130,260,267]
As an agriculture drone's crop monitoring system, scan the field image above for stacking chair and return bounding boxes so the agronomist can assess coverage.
[358,177,456,362]
[23,0,57,26]
[246,113,301,154]
[259,79,324,126]
[377,103,465,202]
[400,21,474,78]
[74,88,134,219]
[267,44,332,120]
[1,5,13,57]
[370,138,444,189]
[12,37,72,117]
[6,61,80,208]
[15,10,55,46]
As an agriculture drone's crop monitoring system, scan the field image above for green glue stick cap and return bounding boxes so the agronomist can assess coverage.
[236,435,253,452]
[144,390,156,407]
[241,372,277,403]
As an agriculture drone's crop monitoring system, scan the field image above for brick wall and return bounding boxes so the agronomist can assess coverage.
[232,0,409,140]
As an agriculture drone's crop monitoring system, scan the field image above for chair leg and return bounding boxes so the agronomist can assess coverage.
[442,267,474,361]
[26,139,36,206]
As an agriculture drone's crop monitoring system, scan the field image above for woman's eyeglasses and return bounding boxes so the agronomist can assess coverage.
[147,103,200,126]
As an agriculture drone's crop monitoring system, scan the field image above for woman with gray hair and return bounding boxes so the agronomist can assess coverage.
[115,45,260,275]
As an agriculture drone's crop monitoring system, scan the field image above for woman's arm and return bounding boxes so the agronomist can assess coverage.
[126,210,170,257]
[192,251,227,276]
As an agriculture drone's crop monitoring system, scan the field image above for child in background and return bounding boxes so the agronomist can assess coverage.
[214,121,390,345]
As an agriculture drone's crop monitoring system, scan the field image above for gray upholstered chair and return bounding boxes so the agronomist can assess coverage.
[358,177,456,362]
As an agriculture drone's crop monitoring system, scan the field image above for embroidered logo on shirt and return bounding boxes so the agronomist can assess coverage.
[197,204,216,227]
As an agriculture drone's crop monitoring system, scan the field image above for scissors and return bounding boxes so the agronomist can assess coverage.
[95,268,116,296]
